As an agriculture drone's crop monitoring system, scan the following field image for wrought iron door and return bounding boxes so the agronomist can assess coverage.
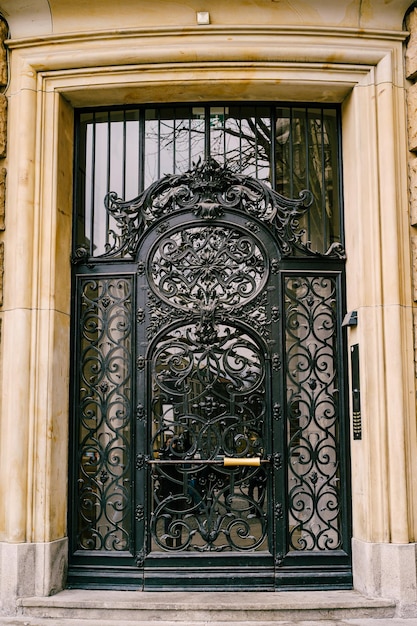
[69,159,351,590]
[135,202,280,588]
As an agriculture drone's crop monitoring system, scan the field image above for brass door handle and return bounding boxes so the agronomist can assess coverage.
[223,457,261,467]
[148,457,266,467]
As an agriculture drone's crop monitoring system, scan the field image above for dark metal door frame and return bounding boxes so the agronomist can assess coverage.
[68,159,351,590]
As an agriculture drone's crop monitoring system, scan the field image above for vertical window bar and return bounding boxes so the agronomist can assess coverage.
[223,107,227,165]
[157,109,161,179]
[122,110,127,199]
[254,107,259,179]
[321,108,327,251]
[289,107,294,198]
[270,106,276,189]
[205,105,211,160]
[89,113,96,257]
[239,105,242,172]
[139,107,144,193]
[188,107,192,170]
[106,111,111,251]
[173,108,177,174]
[304,107,311,242]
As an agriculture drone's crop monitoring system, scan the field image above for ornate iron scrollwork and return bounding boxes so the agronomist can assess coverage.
[148,224,268,312]
[100,159,344,260]
[75,277,133,552]
[285,275,342,552]
[270,452,283,470]
[272,353,281,371]
[136,403,145,421]
[136,308,145,324]
[150,319,268,553]
[275,503,283,520]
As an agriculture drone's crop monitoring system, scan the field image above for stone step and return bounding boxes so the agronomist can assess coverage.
[4,619,417,626]
[14,590,396,623]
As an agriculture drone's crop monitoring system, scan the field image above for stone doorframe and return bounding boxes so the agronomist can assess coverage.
[0,24,416,616]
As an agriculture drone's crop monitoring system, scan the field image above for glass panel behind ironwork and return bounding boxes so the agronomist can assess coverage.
[75,276,133,551]
[209,105,272,182]
[275,107,341,253]
[284,275,342,552]
[75,103,341,258]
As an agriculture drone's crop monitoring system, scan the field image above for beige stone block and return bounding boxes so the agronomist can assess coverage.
[0,241,3,308]
[0,95,7,158]
[0,539,67,613]
[406,9,417,79]
[407,43,417,81]
[411,235,417,302]
[408,157,417,225]
[407,84,417,153]
[0,20,7,87]
[406,7,417,31]
[0,166,6,231]
[414,309,417,377]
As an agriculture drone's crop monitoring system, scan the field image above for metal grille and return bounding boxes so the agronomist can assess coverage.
[74,104,342,258]
[150,320,268,552]
[74,276,133,552]
[284,274,342,551]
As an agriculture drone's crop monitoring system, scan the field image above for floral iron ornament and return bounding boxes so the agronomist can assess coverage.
[76,159,344,261]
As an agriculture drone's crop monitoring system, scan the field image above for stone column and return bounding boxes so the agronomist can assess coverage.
[0,31,71,615]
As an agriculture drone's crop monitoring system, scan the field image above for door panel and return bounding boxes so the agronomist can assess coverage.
[135,211,281,584]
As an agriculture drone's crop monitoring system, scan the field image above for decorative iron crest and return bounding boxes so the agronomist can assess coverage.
[96,159,343,260]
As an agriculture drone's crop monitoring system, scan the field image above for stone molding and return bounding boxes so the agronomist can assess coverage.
[0,0,413,38]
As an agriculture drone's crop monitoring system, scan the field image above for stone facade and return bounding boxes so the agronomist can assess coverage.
[0,19,6,311]
[0,0,417,619]
[406,8,417,385]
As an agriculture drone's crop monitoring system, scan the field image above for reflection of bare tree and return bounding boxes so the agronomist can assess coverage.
[147,107,340,253]
[77,105,341,260]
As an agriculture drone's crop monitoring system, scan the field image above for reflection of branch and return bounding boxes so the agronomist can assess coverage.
[146,112,337,251]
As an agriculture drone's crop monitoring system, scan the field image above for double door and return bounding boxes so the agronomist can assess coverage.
[69,167,350,590]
